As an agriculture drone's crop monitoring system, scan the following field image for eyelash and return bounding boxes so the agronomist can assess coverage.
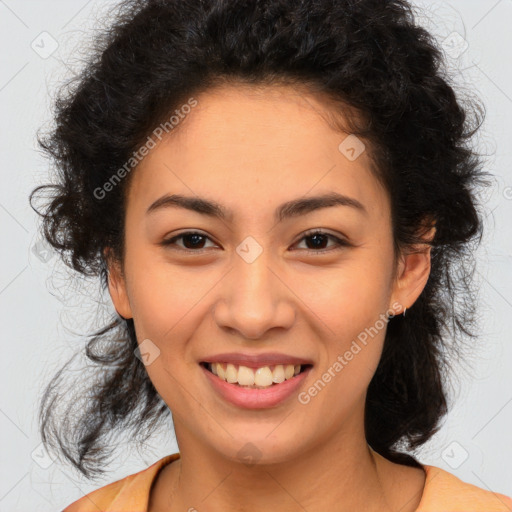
[160,229,351,255]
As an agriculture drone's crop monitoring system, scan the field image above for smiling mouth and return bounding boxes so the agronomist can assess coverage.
[200,362,313,389]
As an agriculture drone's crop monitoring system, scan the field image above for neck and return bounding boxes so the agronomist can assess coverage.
[153,432,424,512]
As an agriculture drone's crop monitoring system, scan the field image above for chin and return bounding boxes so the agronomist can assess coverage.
[213,432,306,466]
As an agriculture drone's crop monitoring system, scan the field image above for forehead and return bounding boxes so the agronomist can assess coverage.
[127,83,389,222]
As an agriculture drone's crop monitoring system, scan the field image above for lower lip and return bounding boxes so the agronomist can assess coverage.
[201,364,312,409]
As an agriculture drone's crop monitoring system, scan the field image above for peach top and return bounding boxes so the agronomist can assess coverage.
[62,452,512,511]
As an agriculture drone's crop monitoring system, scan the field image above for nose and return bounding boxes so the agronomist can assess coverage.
[212,250,296,340]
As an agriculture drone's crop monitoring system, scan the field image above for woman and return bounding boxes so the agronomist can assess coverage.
[29,0,511,511]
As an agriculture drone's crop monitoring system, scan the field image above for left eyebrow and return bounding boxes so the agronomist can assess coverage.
[145,191,368,222]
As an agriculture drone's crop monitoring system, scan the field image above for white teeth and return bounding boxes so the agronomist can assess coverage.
[225,363,238,383]
[208,362,305,388]
[237,365,255,386]
[254,367,273,386]
[272,364,285,383]
[284,364,295,379]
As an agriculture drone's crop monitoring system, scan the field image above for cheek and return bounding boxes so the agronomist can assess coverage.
[294,263,391,387]
[292,259,392,332]
[127,256,207,333]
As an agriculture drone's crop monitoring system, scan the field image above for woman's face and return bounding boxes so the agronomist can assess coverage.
[108,83,432,464]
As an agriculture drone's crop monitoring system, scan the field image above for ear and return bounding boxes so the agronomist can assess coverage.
[390,223,436,314]
[104,247,133,320]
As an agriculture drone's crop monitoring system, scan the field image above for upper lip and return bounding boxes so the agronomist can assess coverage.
[201,352,314,369]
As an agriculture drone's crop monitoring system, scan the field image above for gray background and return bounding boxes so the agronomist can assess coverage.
[1,0,511,510]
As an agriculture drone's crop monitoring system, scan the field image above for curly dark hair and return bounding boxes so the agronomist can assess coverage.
[29,0,491,480]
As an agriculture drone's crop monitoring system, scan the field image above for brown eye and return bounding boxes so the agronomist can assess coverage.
[294,230,351,254]
[161,231,217,252]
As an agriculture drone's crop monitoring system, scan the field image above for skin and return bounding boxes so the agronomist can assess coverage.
[106,83,434,512]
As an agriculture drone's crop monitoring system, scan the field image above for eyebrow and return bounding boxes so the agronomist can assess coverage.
[146,192,368,222]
